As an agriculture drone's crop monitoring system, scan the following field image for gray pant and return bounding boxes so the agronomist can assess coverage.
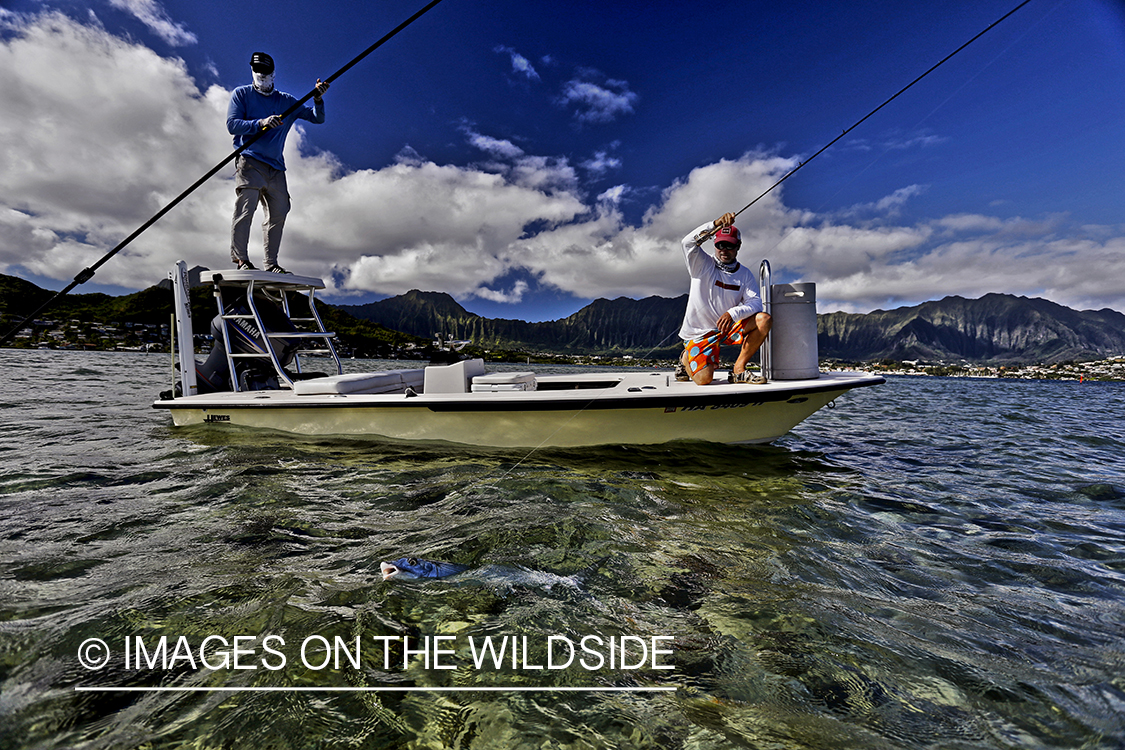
[230,155,291,268]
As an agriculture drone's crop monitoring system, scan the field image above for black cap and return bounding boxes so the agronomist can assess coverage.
[250,52,274,74]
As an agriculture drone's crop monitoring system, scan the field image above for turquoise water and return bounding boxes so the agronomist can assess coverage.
[1,350,1123,749]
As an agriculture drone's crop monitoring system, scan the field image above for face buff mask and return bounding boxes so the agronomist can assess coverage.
[252,71,275,95]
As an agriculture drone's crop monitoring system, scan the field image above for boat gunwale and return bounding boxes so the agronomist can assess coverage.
[153,372,885,413]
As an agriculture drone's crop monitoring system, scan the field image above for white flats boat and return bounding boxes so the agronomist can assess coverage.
[153,261,883,447]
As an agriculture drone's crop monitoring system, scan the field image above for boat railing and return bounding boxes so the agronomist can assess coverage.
[759,259,772,380]
[173,261,197,396]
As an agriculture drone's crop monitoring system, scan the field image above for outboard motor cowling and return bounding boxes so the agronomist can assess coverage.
[194,291,300,392]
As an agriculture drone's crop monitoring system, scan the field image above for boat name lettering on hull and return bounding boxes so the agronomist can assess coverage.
[204,414,231,423]
[666,402,758,413]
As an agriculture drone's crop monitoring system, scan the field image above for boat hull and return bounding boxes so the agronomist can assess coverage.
[155,371,883,448]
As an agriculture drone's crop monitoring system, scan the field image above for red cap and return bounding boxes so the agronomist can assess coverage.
[714,225,741,246]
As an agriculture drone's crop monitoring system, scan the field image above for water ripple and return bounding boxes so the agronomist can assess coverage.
[1,353,1123,748]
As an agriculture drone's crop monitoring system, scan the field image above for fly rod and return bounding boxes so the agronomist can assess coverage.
[699,0,1032,240]
[0,0,448,347]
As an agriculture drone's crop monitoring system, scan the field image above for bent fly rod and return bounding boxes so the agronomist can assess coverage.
[698,0,1032,241]
[0,0,448,347]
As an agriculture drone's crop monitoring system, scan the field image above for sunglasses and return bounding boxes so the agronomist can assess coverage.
[715,242,739,251]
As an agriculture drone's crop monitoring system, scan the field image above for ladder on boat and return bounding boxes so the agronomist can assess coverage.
[209,271,344,391]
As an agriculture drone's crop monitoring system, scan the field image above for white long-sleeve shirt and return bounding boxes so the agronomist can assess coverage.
[678,222,763,341]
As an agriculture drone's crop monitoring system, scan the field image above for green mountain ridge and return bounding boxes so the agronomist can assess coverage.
[818,293,1125,364]
[3,273,1123,364]
[0,272,418,357]
[339,289,1125,365]
[337,291,688,355]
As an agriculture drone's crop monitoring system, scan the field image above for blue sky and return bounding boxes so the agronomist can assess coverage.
[2,0,1124,320]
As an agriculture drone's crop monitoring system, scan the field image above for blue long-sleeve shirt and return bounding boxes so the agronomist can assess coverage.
[226,84,325,171]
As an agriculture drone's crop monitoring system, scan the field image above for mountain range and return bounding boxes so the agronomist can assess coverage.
[3,272,1122,364]
[338,291,688,355]
[339,290,1125,365]
[818,294,1125,364]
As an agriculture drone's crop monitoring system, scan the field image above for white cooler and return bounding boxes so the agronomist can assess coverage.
[471,372,537,392]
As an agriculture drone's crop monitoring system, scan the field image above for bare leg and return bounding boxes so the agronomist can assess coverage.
[682,348,715,385]
[731,312,772,374]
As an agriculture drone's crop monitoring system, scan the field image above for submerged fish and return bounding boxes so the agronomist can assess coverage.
[380,557,470,581]
[379,556,605,599]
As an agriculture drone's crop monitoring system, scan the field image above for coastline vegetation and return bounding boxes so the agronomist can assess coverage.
[827,358,1125,382]
[3,279,1122,382]
[4,313,1121,382]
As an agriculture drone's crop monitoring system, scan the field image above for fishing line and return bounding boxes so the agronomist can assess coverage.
[697,0,1034,243]
[795,0,1062,232]
[749,6,1051,267]
[456,327,688,499]
[456,408,592,498]
[465,0,1035,488]
[716,0,1059,317]
[460,319,693,496]
[0,0,449,347]
[637,0,1039,356]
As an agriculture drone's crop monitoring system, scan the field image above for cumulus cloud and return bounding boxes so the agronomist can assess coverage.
[461,126,578,194]
[474,279,529,304]
[560,75,638,123]
[108,0,196,46]
[296,153,588,297]
[596,185,627,205]
[812,221,1125,313]
[0,11,231,289]
[505,155,810,300]
[932,213,1066,238]
[465,130,526,160]
[2,11,1124,318]
[580,146,623,177]
[839,184,928,217]
[494,45,539,81]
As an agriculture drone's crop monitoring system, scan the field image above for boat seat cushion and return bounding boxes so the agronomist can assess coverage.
[293,369,424,395]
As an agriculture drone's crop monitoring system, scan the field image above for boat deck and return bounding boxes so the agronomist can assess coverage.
[156,368,881,409]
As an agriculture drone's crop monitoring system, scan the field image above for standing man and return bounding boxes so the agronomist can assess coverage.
[227,52,329,273]
[676,212,772,385]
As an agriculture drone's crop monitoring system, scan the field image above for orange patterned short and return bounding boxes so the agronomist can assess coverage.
[683,329,744,375]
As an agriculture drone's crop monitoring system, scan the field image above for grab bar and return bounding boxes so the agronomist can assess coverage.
[759,260,772,380]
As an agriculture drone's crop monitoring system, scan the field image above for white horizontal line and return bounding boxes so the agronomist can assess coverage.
[75,686,676,693]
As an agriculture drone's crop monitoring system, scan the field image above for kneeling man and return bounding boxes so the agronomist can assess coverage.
[676,212,771,385]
